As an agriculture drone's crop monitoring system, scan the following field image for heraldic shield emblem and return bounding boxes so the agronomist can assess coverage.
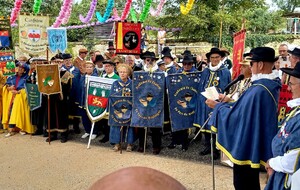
[86,76,116,122]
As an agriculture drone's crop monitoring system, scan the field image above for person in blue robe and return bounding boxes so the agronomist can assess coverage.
[78,61,99,140]
[264,61,300,190]
[161,47,177,75]
[60,53,81,135]
[194,47,231,158]
[167,51,198,151]
[206,47,281,190]
[109,63,135,152]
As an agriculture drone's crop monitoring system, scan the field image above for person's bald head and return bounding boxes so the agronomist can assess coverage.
[89,166,186,190]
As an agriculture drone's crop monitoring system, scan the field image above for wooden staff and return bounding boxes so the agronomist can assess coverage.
[143,127,147,155]
[120,126,123,154]
[47,95,51,145]
[87,122,95,149]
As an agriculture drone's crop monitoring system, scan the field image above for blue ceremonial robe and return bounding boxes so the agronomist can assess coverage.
[265,106,300,190]
[109,78,135,144]
[209,78,281,168]
[194,65,231,131]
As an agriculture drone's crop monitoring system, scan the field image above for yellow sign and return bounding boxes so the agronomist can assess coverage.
[18,15,49,55]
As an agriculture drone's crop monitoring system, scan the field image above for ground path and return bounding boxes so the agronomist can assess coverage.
[0,133,267,190]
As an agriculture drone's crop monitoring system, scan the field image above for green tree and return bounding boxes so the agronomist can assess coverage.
[272,0,300,13]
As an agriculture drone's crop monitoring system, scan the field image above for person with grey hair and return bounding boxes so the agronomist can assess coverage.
[278,44,291,68]
[125,54,142,72]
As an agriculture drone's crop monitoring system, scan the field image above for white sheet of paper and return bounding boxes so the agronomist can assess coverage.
[201,86,219,100]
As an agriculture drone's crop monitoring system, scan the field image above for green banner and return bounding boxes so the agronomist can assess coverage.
[25,83,42,111]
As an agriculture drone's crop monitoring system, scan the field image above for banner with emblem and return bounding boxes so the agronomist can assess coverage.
[86,76,116,122]
[36,64,61,95]
[108,96,132,127]
[167,72,201,131]
[0,16,13,50]
[47,27,67,53]
[232,29,246,79]
[131,72,165,128]
[25,83,42,111]
[115,22,141,55]
[0,52,15,76]
[19,15,49,55]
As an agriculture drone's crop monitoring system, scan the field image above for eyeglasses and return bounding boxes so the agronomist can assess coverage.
[145,59,152,62]
[288,81,300,87]
[210,56,221,59]
[114,62,120,64]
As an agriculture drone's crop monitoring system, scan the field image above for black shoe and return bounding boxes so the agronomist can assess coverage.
[167,142,176,149]
[137,146,144,153]
[99,136,109,143]
[60,137,68,143]
[213,151,220,160]
[200,146,211,155]
[46,136,58,142]
[182,144,189,152]
[153,147,161,155]
[32,130,43,136]
[73,129,81,134]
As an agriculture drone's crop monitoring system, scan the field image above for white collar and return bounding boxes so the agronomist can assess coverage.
[287,98,300,108]
[209,61,223,71]
[143,64,158,72]
[165,62,173,68]
[106,72,115,78]
[251,72,277,82]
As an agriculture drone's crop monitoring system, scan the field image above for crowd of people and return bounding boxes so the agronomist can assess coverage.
[1,40,300,189]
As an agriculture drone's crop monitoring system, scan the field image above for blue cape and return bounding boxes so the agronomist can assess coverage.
[265,106,300,190]
[193,66,231,131]
[209,78,281,168]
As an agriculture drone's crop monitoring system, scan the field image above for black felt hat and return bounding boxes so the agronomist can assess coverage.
[61,53,72,60]
[182,51,194,63]
[102,59,115,66]
[206,47,225,59]
[141,51,158,60]
[288,47,300,57]
[107,41,115,50]
[161,47,174,60]
[281,61,300,79]
[246,47,278,62]
[94,55,105,63]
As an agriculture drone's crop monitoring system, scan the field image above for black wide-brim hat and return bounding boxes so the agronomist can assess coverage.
[182,54,194,63]
[141,51,159,60]
[288,47,300,57]
[61,53,72,60]
[281,61,300,78]
[94,55,105,63]
[102,59,116,66]
[206,47,225,59]
[161,47,174,60]
[246,47,278,62]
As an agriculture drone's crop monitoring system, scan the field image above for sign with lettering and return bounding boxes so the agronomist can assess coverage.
[25,83,42,111]
[0,16,13,50]
[18,15,49,55]
[115,22,141,55]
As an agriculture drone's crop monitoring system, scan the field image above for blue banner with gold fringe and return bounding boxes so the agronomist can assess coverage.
[131,72,165,128]
[167,72,201,131]
[47,27,67,53]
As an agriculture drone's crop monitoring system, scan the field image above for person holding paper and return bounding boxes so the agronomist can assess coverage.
[194,47,231,159]
[206,47,281,190]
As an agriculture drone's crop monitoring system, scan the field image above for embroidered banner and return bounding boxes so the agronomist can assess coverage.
[18,15,49,55]
[115,22,141,55]
[167,72,201,131]
[36,64,61,95]
[0,17,13,50]
[86,76,116,122]
[131,72,165,128]
[232,29,246,79]
[108,96,132,127]
[25,83,42,111]
[47,27,67,53]
[0,52,15,76]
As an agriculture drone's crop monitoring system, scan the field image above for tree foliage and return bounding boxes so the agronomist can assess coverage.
[272,0,300,13]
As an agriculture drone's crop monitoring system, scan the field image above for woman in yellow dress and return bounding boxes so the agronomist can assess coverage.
[2,61,33,136]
